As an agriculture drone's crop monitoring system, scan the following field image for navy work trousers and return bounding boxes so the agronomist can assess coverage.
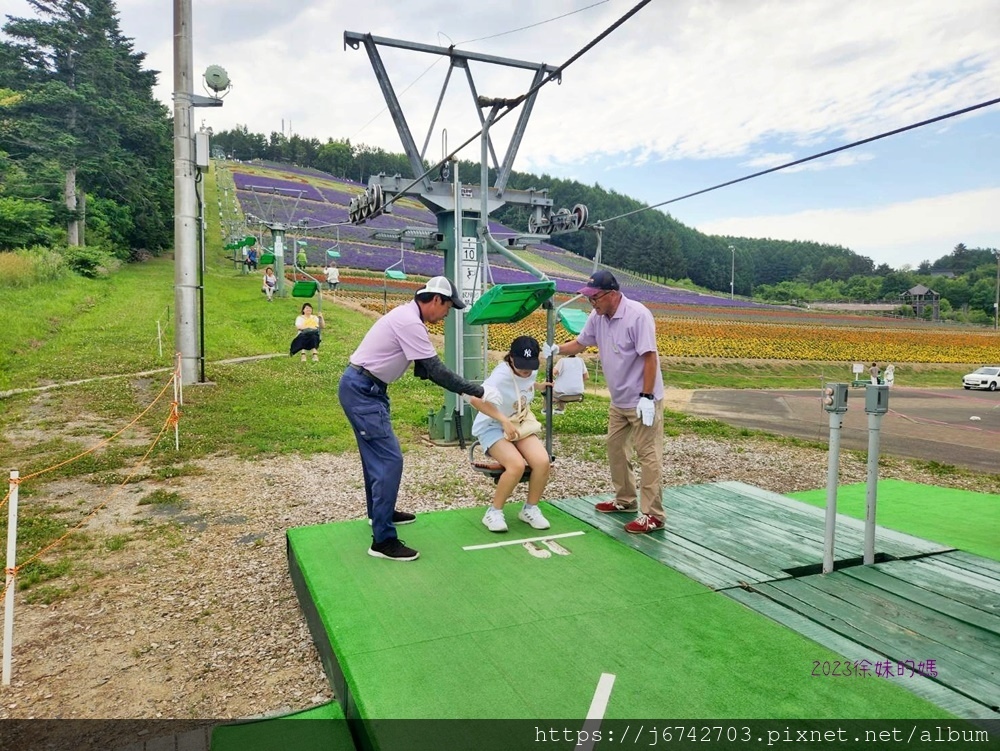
[338,366,403,544]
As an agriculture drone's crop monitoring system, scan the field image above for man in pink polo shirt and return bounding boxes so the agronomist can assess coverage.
[543,270,666,533]
[339,276,491,561]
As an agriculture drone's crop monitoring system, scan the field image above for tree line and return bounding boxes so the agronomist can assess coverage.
[0,0,172,277]
[1,1,993,317]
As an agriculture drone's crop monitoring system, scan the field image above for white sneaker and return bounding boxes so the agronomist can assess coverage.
[482,507,508,533]
[518,504,550,530]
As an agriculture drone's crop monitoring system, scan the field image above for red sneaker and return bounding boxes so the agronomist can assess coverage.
[624,514,665,534]
[594,500,638,513]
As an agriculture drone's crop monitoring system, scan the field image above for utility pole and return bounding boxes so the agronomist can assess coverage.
[994,248,999,331]
[173,0,199,385]
[728,245,735,300]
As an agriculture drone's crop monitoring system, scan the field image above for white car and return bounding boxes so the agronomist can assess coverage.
[963,366,1000,391]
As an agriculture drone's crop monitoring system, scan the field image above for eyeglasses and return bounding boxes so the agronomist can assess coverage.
[587,291,612,305]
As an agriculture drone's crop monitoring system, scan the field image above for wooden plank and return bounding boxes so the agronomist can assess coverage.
[660,489,821,574]
[718,481,952,556]
[723,589,995,719]
[896,558,1000,615]
[765,578,1000,704]
[551,497,777,588]
[937,550,1000,581]
[668,485,859,571]
[844,565,1000,638]
[553,497,751,588]
[806,573,1000,670]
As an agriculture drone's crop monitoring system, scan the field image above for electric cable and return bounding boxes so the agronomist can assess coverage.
[597,95,1000,225]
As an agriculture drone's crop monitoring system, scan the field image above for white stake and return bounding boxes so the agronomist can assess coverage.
[3,470,20,686]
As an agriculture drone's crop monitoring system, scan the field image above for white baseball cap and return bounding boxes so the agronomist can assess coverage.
[415,276,465,309]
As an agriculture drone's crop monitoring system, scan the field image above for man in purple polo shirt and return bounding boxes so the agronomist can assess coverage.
[542,270,666,533]
[339,276,489,561]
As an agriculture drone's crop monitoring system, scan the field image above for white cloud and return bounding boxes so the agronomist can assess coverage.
[108,0,1000,168]
[697,188,1000,268]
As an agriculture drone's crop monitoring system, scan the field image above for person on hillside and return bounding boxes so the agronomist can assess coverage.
[246,246,258,272]
[290,303,324,362]
[884,363,895,388]
[338,276,496,562]
[262,267,277,301]
[869,362,880,385]
[471,336,551,534]
[297,247,308,269]
[552,353,588,414]
[325,263,340,291]
[542,270,666,535]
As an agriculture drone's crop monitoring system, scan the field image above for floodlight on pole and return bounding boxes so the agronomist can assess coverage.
[728,245,735,300]
[173,0,228,385]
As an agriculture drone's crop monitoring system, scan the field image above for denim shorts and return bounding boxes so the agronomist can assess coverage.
[474,423,506,455]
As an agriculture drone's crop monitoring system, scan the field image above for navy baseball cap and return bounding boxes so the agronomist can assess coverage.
[578,270,619,297]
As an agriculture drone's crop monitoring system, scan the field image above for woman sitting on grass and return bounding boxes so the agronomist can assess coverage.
[469,336,551,533]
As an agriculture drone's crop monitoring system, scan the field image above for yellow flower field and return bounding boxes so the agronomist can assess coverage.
[343,291,1000,365]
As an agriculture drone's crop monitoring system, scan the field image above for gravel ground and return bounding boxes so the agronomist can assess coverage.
[0,424,996,721]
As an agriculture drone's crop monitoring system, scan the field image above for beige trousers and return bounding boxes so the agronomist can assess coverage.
[607,401,665,520]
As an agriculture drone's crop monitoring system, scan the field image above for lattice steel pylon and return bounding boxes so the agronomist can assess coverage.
[344,31,560,442]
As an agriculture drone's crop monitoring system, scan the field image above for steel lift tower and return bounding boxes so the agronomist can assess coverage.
[344,32,578,442]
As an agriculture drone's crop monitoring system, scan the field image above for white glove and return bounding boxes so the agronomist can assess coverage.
[636,396,655,427]
[541,342,559,359]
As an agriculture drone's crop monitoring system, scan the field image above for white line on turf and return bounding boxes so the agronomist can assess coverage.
[578,672,616,751]
[462,530,585,551]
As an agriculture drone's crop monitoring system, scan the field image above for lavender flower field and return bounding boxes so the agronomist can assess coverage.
[224,161,770,310]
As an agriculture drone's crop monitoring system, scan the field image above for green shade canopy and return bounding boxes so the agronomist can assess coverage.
[465,281,556,325]
[258,253,276,265]
[326,249,341,258]
[558,307,590,336]
[385,269,407,280]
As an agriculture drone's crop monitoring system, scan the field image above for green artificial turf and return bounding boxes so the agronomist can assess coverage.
[288,505,947,722]
[788,480,1000,561]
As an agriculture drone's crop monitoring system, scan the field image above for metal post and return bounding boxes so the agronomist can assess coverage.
[3,470,20,686]
[993,249,998,331]
[863,383,889,565]
[728,245,735,300]
[173,0,200,386]
[863,411,881,564]
[822,411,842,574]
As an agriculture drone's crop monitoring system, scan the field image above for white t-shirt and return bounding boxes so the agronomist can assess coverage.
[325,267,339,283]
[553,357,587,395]
[472,361,537,439]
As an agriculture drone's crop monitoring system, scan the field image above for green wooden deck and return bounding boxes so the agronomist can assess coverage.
[552,480,953,590]
[551,481,1000,719]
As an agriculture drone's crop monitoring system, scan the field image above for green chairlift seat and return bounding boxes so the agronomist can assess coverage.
[465,281,556,325]
[385,269,407,280]
[291,280,319,297]
[558,307,590,336]
[258,253,275,265]
[326,249,341,258]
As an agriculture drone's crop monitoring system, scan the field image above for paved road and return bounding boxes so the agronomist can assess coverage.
[680,386,1000,475]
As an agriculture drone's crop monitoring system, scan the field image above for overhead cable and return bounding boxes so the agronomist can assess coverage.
[598,95,1000,225]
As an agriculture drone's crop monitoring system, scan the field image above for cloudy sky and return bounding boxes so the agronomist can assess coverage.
[6,0,999,269]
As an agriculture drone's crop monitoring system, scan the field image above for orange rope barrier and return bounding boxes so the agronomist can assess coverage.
[1,364,181,603]
[7,399,177,584]
[16,372,176,484]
